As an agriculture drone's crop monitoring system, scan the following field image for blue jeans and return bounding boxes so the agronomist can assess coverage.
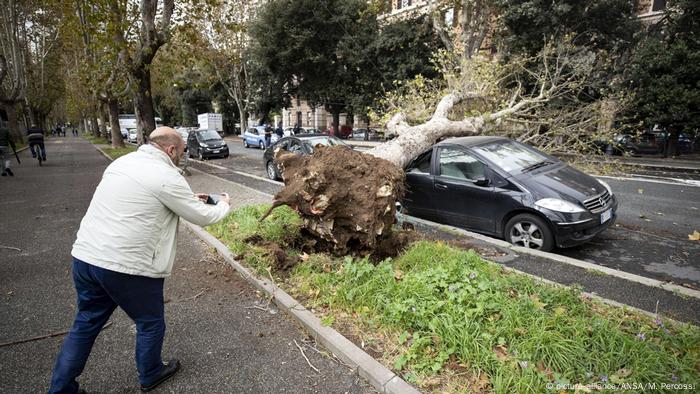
[48,258,166,393]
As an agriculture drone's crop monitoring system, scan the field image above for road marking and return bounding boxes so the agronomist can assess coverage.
[596,174,700,187]
[190,159,284,186]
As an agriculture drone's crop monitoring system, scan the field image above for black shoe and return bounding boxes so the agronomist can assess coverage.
[5,168,13,176]
[140,359,181,392]
[1,171,6,176]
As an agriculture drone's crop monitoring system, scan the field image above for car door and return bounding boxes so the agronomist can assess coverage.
[402,148,439,221]
[433,146,496,233]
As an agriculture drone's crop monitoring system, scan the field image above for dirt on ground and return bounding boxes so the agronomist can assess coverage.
[267,145,407,257]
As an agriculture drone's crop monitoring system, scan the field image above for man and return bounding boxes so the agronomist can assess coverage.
[48,127,231,393]
[27,124,46,161]
[0,124,17,176]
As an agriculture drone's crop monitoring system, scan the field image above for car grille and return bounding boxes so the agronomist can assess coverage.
[582,190,612,213]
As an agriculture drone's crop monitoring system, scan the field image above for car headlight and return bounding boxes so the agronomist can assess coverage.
[597,179,612,195]
[199,143,207,148]
[535,198,586,213]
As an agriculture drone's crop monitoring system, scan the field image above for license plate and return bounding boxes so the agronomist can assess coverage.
[212,149,220,153]
[601,208,612,224]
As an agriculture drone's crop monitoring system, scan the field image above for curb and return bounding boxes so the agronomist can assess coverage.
[183,222,420,394]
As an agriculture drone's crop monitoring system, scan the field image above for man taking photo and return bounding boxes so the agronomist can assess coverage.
[48,127,231,393]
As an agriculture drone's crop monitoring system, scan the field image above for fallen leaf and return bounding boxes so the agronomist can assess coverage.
[689,231,700,241]
[638,188,644,194]
[299,252,310,261]
[394,269,404,281]
[529,294,547,310]
[615,368,633,378]
[493,345,510,361]
[656,212,664,216]
[691,207,698,210]
[639,214,647,219]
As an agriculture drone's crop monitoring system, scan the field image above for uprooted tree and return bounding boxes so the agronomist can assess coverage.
[263,43,596,256]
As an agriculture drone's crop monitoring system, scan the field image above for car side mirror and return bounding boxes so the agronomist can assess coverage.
[474,177,490,187]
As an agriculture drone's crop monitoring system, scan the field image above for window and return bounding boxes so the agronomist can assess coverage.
[396,0,411,10]
[651,0,666,12]
[472,140,548,174]
[289,139,303,154]
[408,150,432,174]
[438,148,485,181]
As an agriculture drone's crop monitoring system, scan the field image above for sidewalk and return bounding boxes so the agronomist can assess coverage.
[0,138,373,393]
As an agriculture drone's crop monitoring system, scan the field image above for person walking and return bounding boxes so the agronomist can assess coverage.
[0,124,17,176]
[47,127,231,394]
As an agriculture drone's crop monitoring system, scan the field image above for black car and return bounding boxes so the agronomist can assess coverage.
[263,134,348,180]
[401,136,618,251]
[187,129,229,160]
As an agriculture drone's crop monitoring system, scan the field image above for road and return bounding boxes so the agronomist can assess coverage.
[187,137,700,289]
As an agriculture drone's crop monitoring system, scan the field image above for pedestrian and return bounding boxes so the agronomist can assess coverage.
[264,124,272,147]
[0,124,17,177]
[275,123,283,139]
[48,127,231,393]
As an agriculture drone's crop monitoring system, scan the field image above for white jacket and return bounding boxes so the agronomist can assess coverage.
[72,144,229,278]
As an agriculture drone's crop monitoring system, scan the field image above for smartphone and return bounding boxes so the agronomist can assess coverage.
[205,194,221,205]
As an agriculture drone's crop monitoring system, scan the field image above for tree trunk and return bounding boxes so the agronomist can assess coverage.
[99,104,109,138]
[90,114,100,137]
[108,99,125,148]
[1,101,22,142]
[332,111,340,137]
[238,109,247,134]
[133,65,156,143]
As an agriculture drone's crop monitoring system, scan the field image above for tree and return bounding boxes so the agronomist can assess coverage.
[249,0,378,135]
[624,0,700,155]
[0,0,30,140]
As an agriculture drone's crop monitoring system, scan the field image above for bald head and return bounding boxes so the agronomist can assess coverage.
[150,126,181,148]
[150,126,185,166]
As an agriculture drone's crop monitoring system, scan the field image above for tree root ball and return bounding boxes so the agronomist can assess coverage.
[273,145,405,255]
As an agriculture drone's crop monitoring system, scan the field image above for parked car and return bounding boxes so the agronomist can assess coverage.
[263,134,349,180]
[242,125,279,149]
[187,128,229,160]
[127,128,138,144]
[351,128,380,141]
[401,136,617,252]
[322,125,353,139]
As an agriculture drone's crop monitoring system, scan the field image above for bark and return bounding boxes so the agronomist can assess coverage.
[90,114,99,137]
[133,66,156,142]
[108,98,125,148]
[1,101,22,142]
[99,104,108,138]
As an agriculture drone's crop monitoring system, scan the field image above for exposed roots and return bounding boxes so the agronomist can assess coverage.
[270,145,405,256]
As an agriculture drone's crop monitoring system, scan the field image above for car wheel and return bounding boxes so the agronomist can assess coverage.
[266,161,279,180]
[259,141,265,150]
[505,213,554,252]
[243,139,249,148]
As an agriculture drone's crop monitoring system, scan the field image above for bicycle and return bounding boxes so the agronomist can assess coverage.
[29,141,45,166]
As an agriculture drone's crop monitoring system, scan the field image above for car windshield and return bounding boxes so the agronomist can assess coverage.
[304,136,345,152]
[197,130,220,141]
[472,140,550,174]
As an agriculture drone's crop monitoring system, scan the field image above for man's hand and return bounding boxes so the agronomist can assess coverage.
[220,193,230,205]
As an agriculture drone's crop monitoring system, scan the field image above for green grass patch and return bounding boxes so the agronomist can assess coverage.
[101,145,136,159]
[208,205,700,393]
[83,135,109,145]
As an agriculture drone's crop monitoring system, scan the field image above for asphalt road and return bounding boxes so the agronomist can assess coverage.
[0,138,374,393]
[195,138,700,288]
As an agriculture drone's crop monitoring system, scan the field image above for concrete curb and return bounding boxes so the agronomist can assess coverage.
[401,214,700,301]
[183,222,420,394]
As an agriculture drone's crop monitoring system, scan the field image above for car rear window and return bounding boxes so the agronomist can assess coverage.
[472,140,549,174]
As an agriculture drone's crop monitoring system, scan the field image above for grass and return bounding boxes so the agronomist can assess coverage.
[207,205,700,393]
[83,135,136,160]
